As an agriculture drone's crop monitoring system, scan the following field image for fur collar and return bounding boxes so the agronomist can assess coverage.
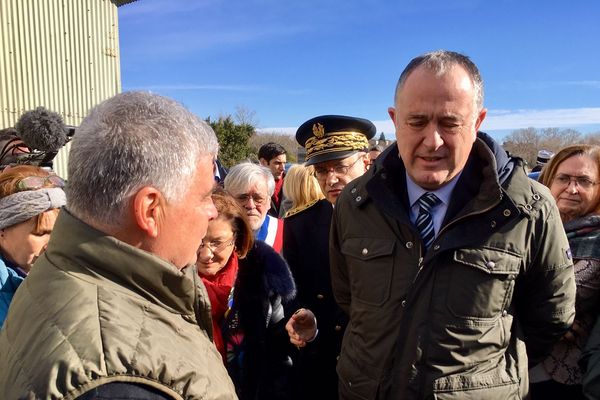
[241,240,296,302]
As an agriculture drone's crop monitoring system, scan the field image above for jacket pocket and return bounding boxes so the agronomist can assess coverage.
[446,247,521,320]
[341,238,395,306]
[337,353,381,400]
[432,370,521,400]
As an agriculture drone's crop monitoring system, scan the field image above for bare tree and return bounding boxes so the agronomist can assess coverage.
[234,106,259,127]
[502,127,585,167]
[249,132,299,163]
[502,127,540,166]
[584,132,600,145]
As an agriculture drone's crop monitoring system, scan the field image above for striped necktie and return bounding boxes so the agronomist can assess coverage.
[415,192,440,250]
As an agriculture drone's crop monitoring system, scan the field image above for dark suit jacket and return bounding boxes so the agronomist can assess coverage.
[283,199,347,399]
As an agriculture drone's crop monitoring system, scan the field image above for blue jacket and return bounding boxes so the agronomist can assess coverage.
[0,257,24,328]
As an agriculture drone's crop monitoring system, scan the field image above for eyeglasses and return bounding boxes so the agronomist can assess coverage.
[235,193,268,206]
[553,174,598,190]
[16,175,65,192]
[199,237,235,254]
[314,155,363,180]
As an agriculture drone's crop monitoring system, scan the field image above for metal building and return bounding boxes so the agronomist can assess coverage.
[0,0,136,177]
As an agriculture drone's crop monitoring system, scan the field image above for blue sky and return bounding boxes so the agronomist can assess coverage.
[118,0,600,142]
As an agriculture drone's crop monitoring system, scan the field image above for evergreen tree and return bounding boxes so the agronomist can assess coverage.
[207,115,255,168]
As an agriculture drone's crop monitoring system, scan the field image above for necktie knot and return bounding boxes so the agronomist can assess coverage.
[418,192,440,212]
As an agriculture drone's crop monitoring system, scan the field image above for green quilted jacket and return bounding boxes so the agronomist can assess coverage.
[0,210,237,400]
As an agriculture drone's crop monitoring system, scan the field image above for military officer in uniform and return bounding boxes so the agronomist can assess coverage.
[284,115,375,399]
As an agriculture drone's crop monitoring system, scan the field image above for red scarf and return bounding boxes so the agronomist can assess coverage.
[200,252,239,362]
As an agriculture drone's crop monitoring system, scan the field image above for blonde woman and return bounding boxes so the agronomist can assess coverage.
[281,164,324,218]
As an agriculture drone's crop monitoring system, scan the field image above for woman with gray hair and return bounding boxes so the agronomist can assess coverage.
[0,165,66,327]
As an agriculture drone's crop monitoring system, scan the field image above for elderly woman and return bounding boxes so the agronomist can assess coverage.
[197,188,296,400]
[529,144,600,399]
[0,165,66,327]
[280,164,324,218]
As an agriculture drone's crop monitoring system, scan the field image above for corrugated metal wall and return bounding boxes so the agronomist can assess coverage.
[0,0,122,178]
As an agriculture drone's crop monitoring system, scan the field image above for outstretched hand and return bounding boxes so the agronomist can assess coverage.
[286,308,318,348]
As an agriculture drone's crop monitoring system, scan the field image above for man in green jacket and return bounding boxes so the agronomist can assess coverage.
[330,50,576,399]
[0,92,237,399]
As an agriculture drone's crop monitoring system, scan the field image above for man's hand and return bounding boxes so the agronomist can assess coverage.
[286,308,318,348]
[563,319,585,342]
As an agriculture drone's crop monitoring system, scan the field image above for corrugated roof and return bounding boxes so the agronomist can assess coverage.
[0,0,123,178]
[111,0,139,7]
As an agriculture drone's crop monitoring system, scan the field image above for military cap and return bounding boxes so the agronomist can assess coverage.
[296,115,376,166]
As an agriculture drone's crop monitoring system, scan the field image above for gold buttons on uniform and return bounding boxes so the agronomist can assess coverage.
[316,294,324,300]
[335,325,342,331]
[361,248,368,256]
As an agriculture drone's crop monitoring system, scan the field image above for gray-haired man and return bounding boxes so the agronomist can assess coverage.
[0,92,237,399]
[224,162,284,252]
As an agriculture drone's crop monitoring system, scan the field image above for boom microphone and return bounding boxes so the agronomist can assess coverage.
[15,107,69,153]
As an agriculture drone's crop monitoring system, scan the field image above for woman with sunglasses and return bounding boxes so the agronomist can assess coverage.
[196,188,296,400]
[529,144,600,399]
[0,165,66,327]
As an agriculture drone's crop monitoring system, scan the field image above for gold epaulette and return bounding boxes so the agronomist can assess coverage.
[284,199,320,218]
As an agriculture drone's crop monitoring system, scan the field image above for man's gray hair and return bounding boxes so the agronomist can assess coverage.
[224,162,275,197]
[67,91,219,225]
[394,50,484,110]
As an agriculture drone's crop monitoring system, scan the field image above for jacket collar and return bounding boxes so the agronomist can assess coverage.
[241,240,296,302]
[352,132,521,225]
[44,209,198,315]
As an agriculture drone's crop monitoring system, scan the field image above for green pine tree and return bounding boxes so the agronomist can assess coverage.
[207,116,255,168]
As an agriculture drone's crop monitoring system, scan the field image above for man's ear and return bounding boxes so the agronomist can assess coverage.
[361,153,370,172]
[388,106,397,124]
[258,158,268,167]
[474,108,487,132]
[132,186,164,238]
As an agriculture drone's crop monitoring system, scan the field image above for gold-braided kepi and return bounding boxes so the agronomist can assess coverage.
[295,115,376,166]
